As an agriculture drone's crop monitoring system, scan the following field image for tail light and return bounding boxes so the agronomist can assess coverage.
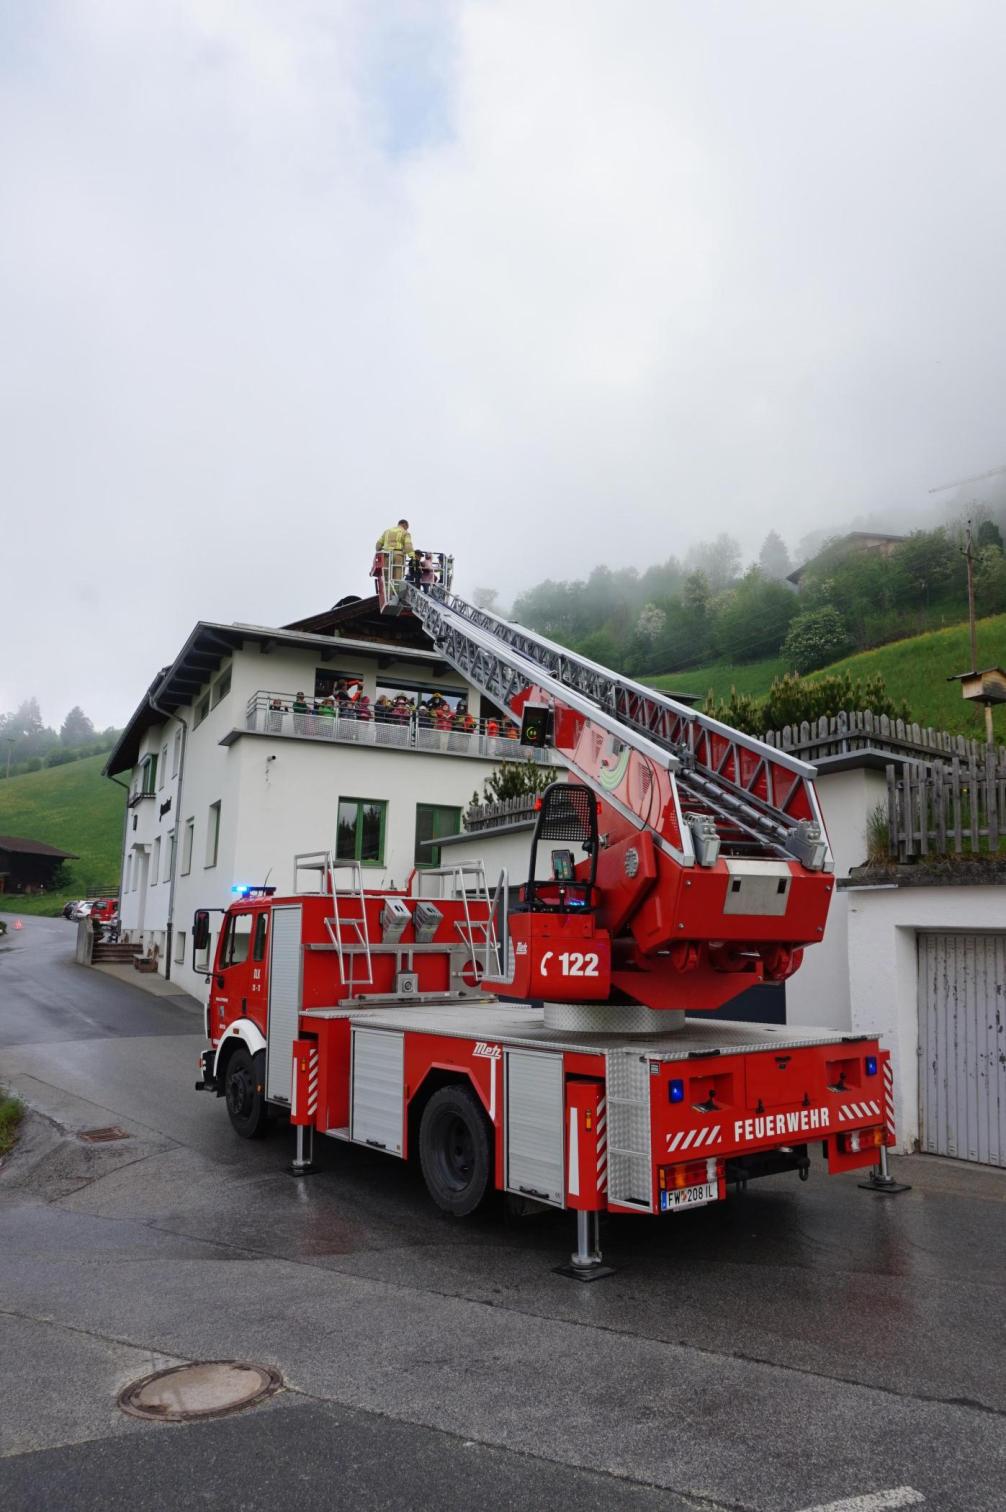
[838,1127,885,1154]
[658,1157,721,1190]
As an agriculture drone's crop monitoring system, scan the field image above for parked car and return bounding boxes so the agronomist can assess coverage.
[89,898,119,923]
[65,899,88,920]
[69,900,95,921]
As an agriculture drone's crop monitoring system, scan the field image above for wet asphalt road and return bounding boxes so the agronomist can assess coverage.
[1,913,1005,1512]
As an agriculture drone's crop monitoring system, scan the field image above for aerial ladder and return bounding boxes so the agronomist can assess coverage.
[391,573,834,1021]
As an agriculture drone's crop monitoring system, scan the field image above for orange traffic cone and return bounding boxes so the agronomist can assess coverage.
[14,919,23,930]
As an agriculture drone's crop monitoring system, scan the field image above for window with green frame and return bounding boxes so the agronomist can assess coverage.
[414,803,462,867]
[140,752,158,794]
[336,798,387,866]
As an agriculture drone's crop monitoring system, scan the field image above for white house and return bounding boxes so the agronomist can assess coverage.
[105,594,557,1002]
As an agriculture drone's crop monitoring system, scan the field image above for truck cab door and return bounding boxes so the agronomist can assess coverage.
[215,910,257,1027]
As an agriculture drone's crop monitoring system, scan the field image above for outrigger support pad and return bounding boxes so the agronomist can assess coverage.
[289,1124,316,1178]
[858,1143,911,1195]
[554,1210,616,1282]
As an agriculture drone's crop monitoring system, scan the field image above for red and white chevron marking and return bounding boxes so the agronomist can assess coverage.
[596,1096,607,1194]
[883,1059,895,1142]
[306,1047,319,1119]
[666,1124,722,1153]
[837,1098,882,1123]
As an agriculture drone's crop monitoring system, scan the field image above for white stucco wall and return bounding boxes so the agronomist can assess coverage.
[119,713,186,958]
[436,825,549,886]
[786,766,888,1030]
[118,637,551,1003]
[846,883,1006,1152]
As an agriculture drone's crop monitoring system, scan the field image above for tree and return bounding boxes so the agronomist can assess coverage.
[472,587,500,614]
[635,603,666,642]
[685,534,742,593]
[975,544,1006,615]
[576,629,622,668]
[890,528,958,608]
[682,570,711,620]
[467,760,551,820]
[60,706,95,746]
[713,568,798,663]
[757,531,792,581]
[976,519,1004,550]
[0,698,56,764]
[781,606,850,674]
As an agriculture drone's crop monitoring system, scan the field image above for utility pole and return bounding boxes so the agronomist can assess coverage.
[962,518,995,743]
[948,517,1004,745]
[963,518,978,676]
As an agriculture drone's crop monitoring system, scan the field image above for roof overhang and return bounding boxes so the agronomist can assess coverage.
[103,618,450,777]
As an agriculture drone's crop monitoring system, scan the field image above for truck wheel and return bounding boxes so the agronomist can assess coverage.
[419,1084,492,1217]
[224,1047,269,1139]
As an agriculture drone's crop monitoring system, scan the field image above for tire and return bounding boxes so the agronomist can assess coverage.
[419,1083,493,1217]
[224,1047,269,1139]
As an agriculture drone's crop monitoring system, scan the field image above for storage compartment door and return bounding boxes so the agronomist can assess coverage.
[351,1028,405,1155]
[266,905,303,1104]
[505,1049,564,1207]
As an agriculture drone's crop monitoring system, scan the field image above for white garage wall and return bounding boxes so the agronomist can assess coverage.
[846,883,1006,1152]
[786,766,887,1031]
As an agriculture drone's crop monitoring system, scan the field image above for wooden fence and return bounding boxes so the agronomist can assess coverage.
[764,709,1006,767]
[463,795,541,832]
[886,755,1006,859]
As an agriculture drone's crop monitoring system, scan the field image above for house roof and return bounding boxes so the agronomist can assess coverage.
[284,594,435,648]
[0,834,79,860]
[787,531,908,585]
[103,607,449,777]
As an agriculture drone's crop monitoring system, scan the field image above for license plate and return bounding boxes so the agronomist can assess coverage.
[660,1181,718,1212]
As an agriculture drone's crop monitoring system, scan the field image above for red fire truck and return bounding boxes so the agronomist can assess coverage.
[193,567,906,1276]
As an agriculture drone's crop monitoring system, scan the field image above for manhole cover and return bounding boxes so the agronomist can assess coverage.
[118,1361,283,1422]
[78,1126,130,1143]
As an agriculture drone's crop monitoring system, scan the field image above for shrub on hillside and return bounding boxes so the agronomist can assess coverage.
[761,671,908,730]
[781,606,850,673]
[704,670,908,738]
[703,688,763,735]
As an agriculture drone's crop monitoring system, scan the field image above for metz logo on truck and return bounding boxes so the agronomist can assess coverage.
[472,1042,502,1060]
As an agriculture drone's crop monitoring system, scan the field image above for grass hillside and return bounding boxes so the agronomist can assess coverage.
[649,614,1006,739]
[0,754,123,915]
[654,656,788,701]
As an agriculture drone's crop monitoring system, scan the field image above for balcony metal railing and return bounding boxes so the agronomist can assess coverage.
[244,692,558,765]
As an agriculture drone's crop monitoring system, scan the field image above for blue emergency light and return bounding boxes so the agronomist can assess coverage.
[668,1078,685,1104]
[231,883,252,898]
[865,1055,878,1077]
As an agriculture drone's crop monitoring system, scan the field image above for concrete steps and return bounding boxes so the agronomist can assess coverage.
[92,942,139,964]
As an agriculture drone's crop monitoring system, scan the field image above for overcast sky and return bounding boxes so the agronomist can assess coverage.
[3,1,1006,729]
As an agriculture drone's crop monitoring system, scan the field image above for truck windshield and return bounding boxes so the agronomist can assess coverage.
[221,912,254,967]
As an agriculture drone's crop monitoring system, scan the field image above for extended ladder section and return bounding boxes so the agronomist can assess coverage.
[395,583,831,870]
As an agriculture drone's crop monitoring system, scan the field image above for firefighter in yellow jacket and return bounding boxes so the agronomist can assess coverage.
[375,518,414,582]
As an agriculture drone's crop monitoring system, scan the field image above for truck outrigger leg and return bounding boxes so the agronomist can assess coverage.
[556,1210,614,1283]
[858,1144,911,1195]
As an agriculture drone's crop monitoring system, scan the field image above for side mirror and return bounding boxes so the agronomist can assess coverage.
[192,909,210,952]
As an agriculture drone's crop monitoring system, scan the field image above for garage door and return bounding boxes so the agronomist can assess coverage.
[918,933,1006,1167]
